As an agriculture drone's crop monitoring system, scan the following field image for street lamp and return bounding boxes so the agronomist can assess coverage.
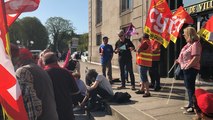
[30,41,34,46]
[16,40,20,44]
[16,40,21,47]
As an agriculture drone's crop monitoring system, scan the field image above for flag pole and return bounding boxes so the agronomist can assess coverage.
[168,62,177,74]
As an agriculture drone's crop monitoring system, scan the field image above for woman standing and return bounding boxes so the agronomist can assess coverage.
[176,27,202,114]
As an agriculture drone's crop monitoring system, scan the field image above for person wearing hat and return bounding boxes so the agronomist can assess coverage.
[43,52,79,120]
[11,46,59,120]
[114,30,136,90]
[193,88,213,120]
[99,36,114,84]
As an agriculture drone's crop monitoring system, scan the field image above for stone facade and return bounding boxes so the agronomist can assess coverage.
[88,0,150,72]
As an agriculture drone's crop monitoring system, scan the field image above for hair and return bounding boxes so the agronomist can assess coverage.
[85,69,98,86]
[39,49,51,58]
[143,33,149,39]
[72,72,81,79]
[42,52,58,65]
[118,30,125,36]
[183,27,200,42]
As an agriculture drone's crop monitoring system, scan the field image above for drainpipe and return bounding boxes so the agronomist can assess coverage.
[90,0,92,62]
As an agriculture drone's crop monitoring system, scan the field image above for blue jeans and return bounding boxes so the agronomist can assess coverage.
[139,66,149,82]
[183,68,198,107]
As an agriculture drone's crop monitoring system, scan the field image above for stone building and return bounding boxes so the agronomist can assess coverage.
[88,0,213,79]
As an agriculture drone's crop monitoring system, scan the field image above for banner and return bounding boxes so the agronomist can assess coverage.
[5,0,40,27]
[125,23,138,36]
[0,0,28,119]
[144,0,172,48]
[198,16,213,45]
[170,6,194,43]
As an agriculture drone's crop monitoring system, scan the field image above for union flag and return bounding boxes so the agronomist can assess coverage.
[5,0,40,27]
[198,16,213,45]
[170,6,194,43]
[0,0,28,119]
[144,0,172,48]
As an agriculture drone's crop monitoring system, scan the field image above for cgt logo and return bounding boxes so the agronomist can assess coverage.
[149,8,185,35]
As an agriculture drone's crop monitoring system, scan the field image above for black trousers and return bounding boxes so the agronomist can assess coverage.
[119,58,135,87]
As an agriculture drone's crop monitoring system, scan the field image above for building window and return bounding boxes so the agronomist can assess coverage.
[96,0,102,24]
[96,34,102,46]
[120,0,132,13]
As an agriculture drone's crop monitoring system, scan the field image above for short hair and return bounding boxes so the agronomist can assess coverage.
[103,36,109,40]
[118,30,125,36]
[42,52,58,65]
[85,69,98,85]
[143,33,149,39]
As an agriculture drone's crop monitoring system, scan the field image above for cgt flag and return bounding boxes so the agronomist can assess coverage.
[5,0,40,27]
[144,0,172,48]
[198,16,213,45]
[170,6,194,43]
[0,0,28,119]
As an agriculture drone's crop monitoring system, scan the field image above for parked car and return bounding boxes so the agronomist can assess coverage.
[81,51,88,62]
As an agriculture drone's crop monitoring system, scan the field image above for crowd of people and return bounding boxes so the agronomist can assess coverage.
[2,26,212,120]
[98,26,212,119]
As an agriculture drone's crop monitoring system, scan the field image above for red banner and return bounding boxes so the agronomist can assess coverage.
[0,0,28,119]
[170,6,194,43]
[6,0,40,27]
[198,16,213,45]
[144,0,172,48]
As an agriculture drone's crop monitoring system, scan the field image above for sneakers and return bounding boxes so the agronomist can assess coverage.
[135,90,145,94]
[143,93,151,97]
[180,106,190,110]
[183,107,195,114]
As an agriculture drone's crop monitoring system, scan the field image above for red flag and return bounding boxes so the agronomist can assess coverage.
[170,6,194,43]
[198,16,213,45]
[125,23,138,36]
[144,0,172,48]
[0,0,28,119]
[5,0,40,27]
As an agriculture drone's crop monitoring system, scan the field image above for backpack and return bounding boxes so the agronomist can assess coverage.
[66,59,77,71]
[112,92,131,103]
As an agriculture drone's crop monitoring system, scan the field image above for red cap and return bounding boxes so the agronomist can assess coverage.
[195,88,213,115]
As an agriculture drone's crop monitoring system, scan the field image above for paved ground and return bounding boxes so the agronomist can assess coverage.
[62,61,213,120]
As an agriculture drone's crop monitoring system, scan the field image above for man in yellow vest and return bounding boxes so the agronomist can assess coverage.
[149,39,161,91]
[135,33,152,97]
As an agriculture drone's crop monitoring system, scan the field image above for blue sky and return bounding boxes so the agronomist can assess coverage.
[20,0,88,34]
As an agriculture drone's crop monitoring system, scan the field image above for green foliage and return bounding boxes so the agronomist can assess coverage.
[9,17,49,50]
[77,33,88,52]
[45,17,75,52]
